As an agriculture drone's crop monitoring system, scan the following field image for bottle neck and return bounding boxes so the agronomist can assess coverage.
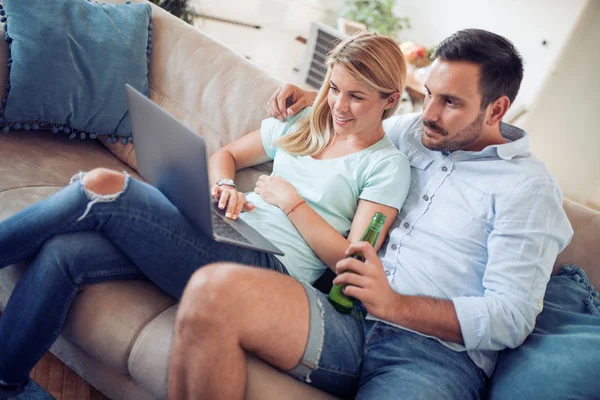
[360,227,381,247]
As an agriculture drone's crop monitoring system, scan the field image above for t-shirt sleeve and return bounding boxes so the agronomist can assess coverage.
[260,108,311,159]
[359,153,411,211]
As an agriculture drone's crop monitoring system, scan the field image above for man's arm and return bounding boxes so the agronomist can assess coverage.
[334,242,464,344]
[335,181,573,350]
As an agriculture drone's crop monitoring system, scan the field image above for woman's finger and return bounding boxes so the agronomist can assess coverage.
[225,192,238,218]
[232,193,246,219]
[218,190,230,209]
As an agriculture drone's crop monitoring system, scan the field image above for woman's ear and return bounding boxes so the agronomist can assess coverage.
[384,91,401,110]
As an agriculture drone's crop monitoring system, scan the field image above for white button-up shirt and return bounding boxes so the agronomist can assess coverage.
[370,113,573,377]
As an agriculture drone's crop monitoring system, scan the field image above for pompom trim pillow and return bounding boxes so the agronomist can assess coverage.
[0,0,152,144]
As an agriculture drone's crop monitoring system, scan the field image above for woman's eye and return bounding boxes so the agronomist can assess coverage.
[330,86,339,93]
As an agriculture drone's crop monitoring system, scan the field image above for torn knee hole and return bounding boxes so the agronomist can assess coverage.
[82,169,126,196]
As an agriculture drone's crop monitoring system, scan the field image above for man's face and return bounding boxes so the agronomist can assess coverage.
[421,60,488,152]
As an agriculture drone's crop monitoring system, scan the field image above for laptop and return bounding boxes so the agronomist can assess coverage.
[125,84,284,256]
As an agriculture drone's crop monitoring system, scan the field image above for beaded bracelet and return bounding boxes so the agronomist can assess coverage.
[286,200,306,216]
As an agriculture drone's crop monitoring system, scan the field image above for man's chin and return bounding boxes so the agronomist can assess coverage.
[421,133,445,151]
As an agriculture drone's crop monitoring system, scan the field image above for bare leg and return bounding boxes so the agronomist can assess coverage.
[168,263,311,400]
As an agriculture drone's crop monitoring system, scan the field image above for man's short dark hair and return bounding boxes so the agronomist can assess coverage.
[432,29,524,108]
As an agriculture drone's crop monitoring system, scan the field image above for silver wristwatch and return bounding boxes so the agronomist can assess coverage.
[216,178,236,189]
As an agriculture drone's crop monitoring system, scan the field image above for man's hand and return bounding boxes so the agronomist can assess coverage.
[254,174,301,214]
[266,84,317,121]
[211,185,255,219]
[333,241,397,320]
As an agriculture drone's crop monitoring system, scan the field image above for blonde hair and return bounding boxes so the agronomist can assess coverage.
[276,32,407,156]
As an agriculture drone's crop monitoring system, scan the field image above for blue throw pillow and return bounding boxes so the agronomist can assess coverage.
[0,0,152,143]
[488,265,600,399]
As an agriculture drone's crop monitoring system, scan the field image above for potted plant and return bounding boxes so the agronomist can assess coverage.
[149,0,198,24]
[339,0,410,37]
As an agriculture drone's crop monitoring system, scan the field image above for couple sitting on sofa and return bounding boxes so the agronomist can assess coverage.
[0,28,572,400]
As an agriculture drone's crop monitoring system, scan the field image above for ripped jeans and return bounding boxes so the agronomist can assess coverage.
[0,172,287,385]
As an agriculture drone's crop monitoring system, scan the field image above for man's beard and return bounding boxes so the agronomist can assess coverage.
[421,111,485,152]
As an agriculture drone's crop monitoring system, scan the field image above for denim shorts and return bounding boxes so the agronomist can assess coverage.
[288,283,487,400]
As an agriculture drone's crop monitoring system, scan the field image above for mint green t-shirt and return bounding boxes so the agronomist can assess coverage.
[239,110,411,284]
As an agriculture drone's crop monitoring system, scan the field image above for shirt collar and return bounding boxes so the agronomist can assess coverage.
[494,122,530,160]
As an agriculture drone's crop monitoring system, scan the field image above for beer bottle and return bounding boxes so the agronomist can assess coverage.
[328,212,387,313]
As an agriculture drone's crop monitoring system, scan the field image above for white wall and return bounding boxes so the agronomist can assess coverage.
[522,0,600,204]
[393,0,587,114]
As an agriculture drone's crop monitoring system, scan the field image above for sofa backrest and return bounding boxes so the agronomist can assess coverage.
[101,0,283,171]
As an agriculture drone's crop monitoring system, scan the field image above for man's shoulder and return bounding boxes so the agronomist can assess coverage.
[383,113,422,147]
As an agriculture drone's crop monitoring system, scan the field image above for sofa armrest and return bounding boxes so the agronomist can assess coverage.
[555,199,600,287]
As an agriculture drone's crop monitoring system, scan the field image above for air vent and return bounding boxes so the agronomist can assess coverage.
[300,22,347,89]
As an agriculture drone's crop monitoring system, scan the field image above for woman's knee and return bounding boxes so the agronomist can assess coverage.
[82,168,126,195]
[176,263,243,329]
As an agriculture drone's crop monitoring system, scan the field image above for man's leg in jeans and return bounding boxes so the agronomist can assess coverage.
[356,323,487,400]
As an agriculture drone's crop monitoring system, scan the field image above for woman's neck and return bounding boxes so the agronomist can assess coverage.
[312,125,385,160]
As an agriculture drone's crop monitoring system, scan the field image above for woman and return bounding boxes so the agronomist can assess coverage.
[0,32,410,395]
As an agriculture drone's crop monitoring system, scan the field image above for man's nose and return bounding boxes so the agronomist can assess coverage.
[422,98,440,121]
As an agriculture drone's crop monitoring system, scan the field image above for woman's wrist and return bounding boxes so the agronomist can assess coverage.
[283,195,304,215]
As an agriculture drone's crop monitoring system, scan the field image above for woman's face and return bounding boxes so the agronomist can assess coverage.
[327,64,394,137]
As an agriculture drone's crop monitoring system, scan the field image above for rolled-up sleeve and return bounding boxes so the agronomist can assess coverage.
[452,180,573,351]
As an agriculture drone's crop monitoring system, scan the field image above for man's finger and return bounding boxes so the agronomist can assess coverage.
[277,92,288,120]
[335,257,368,276]
[342,285,366,302]
[345,241,378,260]
[332,271,368,289]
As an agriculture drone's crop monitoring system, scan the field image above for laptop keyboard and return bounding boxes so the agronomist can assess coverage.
[211,213,252,245]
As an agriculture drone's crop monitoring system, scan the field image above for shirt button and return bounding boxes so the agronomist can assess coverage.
[423,194,429,201]
[403,222,410,228]
[391,244,398,250]
[442,166,448,172]
[385,270,391,276]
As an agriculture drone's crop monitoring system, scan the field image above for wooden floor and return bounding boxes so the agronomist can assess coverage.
[30,352,109,400]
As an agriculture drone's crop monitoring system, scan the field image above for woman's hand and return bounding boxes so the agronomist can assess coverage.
[254,174,301,213]
[211,185,255,219]
[266,84,317,121]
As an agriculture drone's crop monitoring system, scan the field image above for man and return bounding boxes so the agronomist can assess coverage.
[167,29,573,399]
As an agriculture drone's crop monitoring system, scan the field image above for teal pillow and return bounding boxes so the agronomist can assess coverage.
[0,0,152,143]
[488,265,600,399]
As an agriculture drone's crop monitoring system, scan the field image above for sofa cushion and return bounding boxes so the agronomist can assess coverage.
[0,0,151,142]
[98,0,283,171]
[488,265,600,399]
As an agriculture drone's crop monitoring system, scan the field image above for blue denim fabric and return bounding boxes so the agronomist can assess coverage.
[488,265,600,399]
[0,174,287,384]
[293,284,487,400]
